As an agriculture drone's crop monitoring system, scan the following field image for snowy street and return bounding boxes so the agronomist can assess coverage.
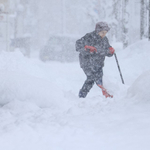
[0,40,150,150]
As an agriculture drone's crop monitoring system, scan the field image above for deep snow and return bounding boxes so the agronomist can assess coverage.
[0,39,150,150]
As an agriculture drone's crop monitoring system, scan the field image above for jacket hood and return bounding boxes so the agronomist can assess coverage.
[95,22,110,34]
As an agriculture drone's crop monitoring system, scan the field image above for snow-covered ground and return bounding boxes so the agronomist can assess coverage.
[0,39,150,150]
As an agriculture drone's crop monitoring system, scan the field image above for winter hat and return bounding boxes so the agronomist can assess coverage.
[95,22,110,34]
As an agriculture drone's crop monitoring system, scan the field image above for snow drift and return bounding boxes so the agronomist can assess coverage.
[0,51,64,108]
[0,39,150,150]
[127,70,150,102]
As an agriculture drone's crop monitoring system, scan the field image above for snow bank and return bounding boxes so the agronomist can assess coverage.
[127,70,150,101]
[115,39,150,85]
[111,39,150,102]
[104,39,150,102]
[0,51,64,108]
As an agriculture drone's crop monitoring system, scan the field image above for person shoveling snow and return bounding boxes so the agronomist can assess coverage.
[76,22,115,98]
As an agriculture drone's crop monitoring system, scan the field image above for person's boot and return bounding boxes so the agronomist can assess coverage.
[97,84,113,98]
[79,90,87,98]
[79,78,94,98]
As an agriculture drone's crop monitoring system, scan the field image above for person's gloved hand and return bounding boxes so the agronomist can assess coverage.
[109,47,115,54]
[84,45,97,53]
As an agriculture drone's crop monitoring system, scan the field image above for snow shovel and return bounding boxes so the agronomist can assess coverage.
[114,53,125,84]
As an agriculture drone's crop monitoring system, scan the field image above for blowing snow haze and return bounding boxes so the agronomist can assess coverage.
[0,0,150,150]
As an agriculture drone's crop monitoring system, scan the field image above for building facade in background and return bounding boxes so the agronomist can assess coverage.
[0,0,29,55]
[0,0,9,51]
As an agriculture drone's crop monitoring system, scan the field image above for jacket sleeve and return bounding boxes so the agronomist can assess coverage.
[75,33,90,55]
[104,37,114,57]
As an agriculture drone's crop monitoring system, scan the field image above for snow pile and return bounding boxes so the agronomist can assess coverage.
[107,39,150,102]
[127,70,150,102]
[0,51,64,108]
[115,39,150,102]
[116,39,150,85]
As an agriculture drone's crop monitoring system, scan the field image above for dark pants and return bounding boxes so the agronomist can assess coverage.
[79,67,103,98]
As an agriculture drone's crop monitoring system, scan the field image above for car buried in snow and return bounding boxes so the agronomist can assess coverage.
[39,34,79,62]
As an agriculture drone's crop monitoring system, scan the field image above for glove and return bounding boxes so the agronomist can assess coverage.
[84,45,97,53]
[109,47,115,54]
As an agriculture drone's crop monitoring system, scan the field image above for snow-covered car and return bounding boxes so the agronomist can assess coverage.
[39,34,79,62]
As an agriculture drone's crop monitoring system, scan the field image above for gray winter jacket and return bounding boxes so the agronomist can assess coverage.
[76,31,113,71]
